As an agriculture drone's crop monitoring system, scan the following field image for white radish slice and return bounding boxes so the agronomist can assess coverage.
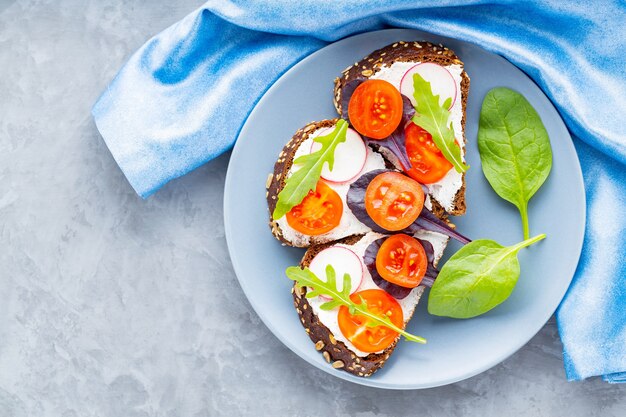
[308,246,363,300]
[400,63,457,109]
[310,127,367,183]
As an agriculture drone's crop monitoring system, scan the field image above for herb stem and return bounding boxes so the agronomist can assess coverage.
[520,203,530,240]
[514,233,547,251]
[356,305,427,344]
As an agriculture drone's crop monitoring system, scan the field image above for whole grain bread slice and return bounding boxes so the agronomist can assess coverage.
[292,234,425,377]
[333,40,470,216]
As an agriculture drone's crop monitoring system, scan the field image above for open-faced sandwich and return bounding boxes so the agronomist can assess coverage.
[292,229,449,376]
[266,41,470,377]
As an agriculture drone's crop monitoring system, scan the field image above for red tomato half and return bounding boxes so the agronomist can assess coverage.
[405,123,453,184]
[364,172,424,231]
[348,80,403,139]
[376,234,427,288]
[338,289,404,353]
[286,181,343,235]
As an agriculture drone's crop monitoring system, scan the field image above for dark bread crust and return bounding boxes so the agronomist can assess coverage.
[292,235,424,377]
[333,40,469,216]
[266,119,339,246]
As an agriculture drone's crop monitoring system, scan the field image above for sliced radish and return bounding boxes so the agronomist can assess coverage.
[400,63,457,110]
[308,246,363,300]
[310,127,367,183]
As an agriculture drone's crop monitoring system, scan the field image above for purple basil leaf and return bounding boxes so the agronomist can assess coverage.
[421,276,436,287]
[364,95,415,171]
[419,237,440,288]
[401,94,416,118]
[340,78,366,120]
[408,208,472,245]
[415,238,440,287]
[416,238,435,264]
[346,169,390,233]
[363,238,412,299]
[365,128,411,171]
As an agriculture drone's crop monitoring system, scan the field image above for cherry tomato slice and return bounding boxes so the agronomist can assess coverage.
[338,289,404,353]
[286,181,343,235]
[364,172,424,231]
[376,234,427,288]
[348,79,403,139]
[405,122,453,184]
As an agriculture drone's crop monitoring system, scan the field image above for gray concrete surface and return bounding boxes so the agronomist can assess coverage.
[0,1,624,416]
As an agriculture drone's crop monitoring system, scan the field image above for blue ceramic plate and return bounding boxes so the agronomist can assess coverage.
[224,29,585,389]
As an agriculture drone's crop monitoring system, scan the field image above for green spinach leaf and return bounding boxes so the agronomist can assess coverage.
[478,87,552,239]
[273,120,348,220]
[412,73,469,173]
[427,234,546,319]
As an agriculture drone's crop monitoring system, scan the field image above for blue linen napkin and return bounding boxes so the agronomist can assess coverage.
[558,139,626,383]
[92,0,626,381]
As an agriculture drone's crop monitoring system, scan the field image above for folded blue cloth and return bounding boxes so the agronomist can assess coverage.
[558,139,626,383]
[92,0,626,381]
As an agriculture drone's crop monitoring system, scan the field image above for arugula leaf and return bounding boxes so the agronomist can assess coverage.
[286,265,426,344]
[272,120,348,220]
[427,234,546,319]
[478,87,553,239]
[411,73,468,173]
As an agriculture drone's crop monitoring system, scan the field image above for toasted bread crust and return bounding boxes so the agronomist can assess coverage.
[333,41,469,216]
[292,235,424,377]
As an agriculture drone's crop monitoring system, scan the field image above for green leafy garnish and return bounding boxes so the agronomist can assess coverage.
[272,120,348,220]
[428,234,546,319]
[411,73,469,173]
[286,265,426,344]
[478,87,553,239]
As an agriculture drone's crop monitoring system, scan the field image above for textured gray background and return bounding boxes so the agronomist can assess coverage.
[0,0,624,416]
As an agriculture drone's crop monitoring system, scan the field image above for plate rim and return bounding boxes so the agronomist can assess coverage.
[224,28,586,389]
